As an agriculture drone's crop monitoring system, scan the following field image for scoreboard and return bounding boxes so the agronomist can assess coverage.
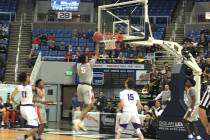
[93,64,144,87]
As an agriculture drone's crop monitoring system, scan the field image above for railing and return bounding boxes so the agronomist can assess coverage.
[41,55,153,64]
[185,11,210,24]
[30,53,42,85]
[154,51,177,64]
[14,14,23,83]
[0,12,16,21]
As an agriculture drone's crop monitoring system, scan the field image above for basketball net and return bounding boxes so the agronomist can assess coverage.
[101,33,124,50]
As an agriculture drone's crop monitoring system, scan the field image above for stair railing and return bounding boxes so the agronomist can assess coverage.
[14,14,23,83]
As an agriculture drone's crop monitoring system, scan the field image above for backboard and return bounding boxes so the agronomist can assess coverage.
[97,0,152,43]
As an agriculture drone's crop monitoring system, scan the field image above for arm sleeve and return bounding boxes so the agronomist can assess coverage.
[199,87,210,109]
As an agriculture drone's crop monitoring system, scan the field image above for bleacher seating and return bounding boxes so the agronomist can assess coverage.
[0,0,16,21]
[32,29,95,61]
[112,0,176,25]
[0,21,9,81]
[185,31,210,42]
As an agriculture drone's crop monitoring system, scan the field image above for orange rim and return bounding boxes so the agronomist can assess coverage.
[101,32,124,41]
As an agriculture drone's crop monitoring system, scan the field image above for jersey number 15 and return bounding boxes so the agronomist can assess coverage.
[128,94,134,101]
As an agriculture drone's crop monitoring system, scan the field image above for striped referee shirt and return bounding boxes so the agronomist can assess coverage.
[199,85,210,109]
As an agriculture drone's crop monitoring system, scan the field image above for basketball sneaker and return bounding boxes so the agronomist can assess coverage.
[73,119,80,131]
[78,121,87,131]
[187,138,195,140]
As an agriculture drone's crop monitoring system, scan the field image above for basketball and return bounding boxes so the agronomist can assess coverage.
[93,32,103,42]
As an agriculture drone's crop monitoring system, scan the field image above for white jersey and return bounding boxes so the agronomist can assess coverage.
[120,89,140,113]
[17,85,33,105]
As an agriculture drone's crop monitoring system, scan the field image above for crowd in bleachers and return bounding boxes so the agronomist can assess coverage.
[0,21,9,82]
[0,0,16,82]
[30,24,166,67]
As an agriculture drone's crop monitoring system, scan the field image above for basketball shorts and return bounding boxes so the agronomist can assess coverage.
[35,106,47,124]
[118,112,141,132]
[20,105,38,128]
[184,107,199,122]
[77,84,94,104]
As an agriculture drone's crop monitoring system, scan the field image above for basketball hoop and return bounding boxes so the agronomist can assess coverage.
[101,32,124,50]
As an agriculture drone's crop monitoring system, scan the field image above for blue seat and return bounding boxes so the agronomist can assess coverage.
[46,57,57,61]
[56,57,65,61]
[49,51,57,56]
[57,51,65,56]
[40,45,49,51]
[41,51,49,56]
[87,42,94,47]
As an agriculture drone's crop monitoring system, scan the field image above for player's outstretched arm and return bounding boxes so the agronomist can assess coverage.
[11,87,18,102]
[93,42,100,61]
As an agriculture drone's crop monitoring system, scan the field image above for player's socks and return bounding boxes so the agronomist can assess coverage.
[188,134,193,138]
[34,133,42,140]
[195,136,202,140]
[79,121,87,131]
[73,119,81,131]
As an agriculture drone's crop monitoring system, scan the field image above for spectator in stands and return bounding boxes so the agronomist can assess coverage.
[59,41,66,51]
[0,44,7,53]
[28,49,38,68]
[0,96,5,126]
[96,92,107,112]
[47,33,56,50]
[145,50,155,62]
[48,8,56,21]
[0,53,5,68]
[154,84,171,109]
[64,49,72,62]
[71,92,80,123]
[4,97,16,128]
[143,105,150,115]
[76,47,82,57]
[40,33,47,45]
[85,47,91,59]
[199,32,208,53]
[142,112,156,138]
[152,100,163,118]
[32,35,41,50]
[101,50,109,59]
[72,30,78,39]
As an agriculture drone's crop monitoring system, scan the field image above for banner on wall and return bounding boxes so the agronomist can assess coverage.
[99,113,116,134]
[92,72,104,85]
[0,84,16,103]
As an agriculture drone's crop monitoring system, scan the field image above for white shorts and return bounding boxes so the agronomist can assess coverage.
[184,107,199,122]
[77,84,94,104]
[119,112,141,130]
[20,105,38,128]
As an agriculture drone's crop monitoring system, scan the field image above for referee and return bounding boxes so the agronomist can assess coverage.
[199,68,210,135]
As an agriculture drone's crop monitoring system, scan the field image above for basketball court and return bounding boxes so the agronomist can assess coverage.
[0,129,155,140]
